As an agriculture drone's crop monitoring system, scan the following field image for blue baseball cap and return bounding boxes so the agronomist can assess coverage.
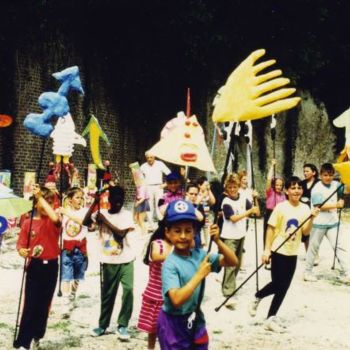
[166,171,182,182]
[165,200,197,223]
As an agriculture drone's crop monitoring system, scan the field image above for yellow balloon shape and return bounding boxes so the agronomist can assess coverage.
[212,49,301,123]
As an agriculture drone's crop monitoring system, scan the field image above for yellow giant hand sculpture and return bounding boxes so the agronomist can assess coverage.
[212,49,301,123]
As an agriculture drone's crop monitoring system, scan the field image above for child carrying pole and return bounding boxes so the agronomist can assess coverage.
[14,185,61,350]
[157,199,238,349]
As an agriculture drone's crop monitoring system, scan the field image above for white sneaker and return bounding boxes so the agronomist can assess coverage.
[224,299,237,310]
[248,297,261,317]
[264,316,286,333]
[339,275,350,284]
[303,272,317,282]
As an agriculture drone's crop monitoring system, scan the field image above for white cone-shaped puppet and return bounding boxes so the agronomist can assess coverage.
[148,111,216,172]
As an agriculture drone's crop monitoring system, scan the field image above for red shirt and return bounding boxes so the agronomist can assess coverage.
[17,216,61,260]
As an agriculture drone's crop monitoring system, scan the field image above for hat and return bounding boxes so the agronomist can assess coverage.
[166,171,182,182]
[165,200,197,223]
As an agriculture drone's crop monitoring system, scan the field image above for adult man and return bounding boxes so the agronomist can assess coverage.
[140,151,170,230]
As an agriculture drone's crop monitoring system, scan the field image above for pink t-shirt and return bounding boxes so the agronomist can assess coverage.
[136,185,149,201]
[265,187,286,210]
[162,190,184,204]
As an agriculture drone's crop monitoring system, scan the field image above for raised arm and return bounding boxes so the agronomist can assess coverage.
[33,185,60,224]
[59,207,83,225]
[266,159,276,190]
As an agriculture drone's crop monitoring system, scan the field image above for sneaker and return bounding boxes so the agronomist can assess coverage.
[224,300,237,311]
[264,316,286,333]
[90,327,105,337]
[248,297,261,317]
[303,272,317,282]
[116,326,130,340]
[339,275,350,284]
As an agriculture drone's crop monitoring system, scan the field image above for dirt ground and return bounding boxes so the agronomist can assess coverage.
[1,215,350,350]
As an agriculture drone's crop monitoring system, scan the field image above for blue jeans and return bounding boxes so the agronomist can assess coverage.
[61,249,87,281]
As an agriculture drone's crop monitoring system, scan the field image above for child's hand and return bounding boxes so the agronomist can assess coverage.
[249,206,259,216]
[19,248,30,258]
[311,207,320,217]
[252,190,259,198]
[209,224,220,243]
[58,207,67,215]
[262,250,271,264]
[197,255,212,279]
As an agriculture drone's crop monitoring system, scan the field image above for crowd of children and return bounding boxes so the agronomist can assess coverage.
[8,154,350,349]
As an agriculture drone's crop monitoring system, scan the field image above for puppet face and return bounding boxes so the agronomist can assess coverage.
[148,115,216,172]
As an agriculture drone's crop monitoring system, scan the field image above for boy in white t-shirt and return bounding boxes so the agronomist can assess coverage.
[303,163,350,283]
[84,186,135,340]
[221,174,259,308]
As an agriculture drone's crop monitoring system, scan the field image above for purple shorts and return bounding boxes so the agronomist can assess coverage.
[157,309,209,350]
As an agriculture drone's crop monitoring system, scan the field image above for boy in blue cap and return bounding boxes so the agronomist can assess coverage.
[157,199,238,349]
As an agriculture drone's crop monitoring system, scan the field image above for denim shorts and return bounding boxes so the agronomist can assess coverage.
[61,248,87,281]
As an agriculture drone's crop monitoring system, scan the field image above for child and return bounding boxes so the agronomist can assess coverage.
[158,171,184,216]
[134,183,150,235]
[248,177,319,332]
[59,187,89,317]
[197,176,215,247]
[86,185,135,340]
[221,174,260,309]
[185,183,205,248]
[300,163,319,253]
[137,224,173,350]
[264,159,286,251]
[303,163,350,283]
[157,199,238,349]
[14,185,61,350]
